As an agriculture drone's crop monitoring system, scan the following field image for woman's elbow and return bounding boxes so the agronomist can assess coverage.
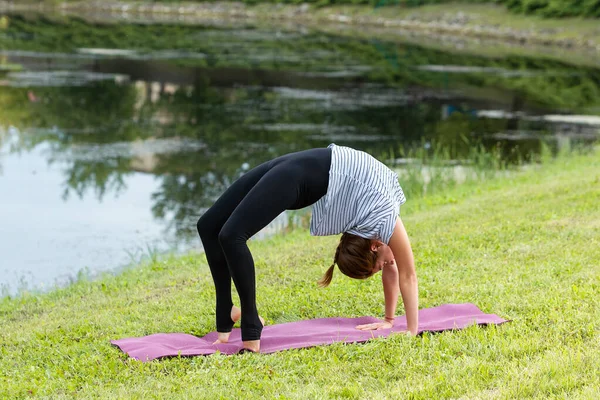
[399,269,417,283]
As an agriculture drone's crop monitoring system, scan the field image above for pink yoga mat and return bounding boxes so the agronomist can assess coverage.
[111,303,507,361]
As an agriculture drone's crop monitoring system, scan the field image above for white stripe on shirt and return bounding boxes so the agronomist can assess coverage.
[310,144,406,244]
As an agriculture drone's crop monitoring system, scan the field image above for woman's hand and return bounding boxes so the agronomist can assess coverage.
[355,320,393,330]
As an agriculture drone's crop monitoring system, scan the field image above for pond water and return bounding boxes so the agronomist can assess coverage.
[1,12,599,295]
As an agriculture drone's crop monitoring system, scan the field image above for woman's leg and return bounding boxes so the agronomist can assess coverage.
[196,163,271,334]
[199,147,331,341]
[217,165,305,341]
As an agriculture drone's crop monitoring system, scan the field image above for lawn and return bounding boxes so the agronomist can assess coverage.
[1,149,599,398]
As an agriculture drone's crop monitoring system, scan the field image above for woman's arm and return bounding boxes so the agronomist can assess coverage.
[388,217,419,334]
[356,261,398,331]
[356,217,418,333]
[382,260,400,323]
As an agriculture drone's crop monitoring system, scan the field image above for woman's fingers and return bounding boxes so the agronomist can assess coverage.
[356,323,378,330]
[355,322,393,330]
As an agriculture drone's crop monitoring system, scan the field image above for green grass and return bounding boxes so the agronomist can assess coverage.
[2,149,600,398]
[339,1,598,52]
[306,2,600,46]
[11,1,600,50]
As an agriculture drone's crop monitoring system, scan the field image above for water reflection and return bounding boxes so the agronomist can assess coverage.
[0,13,599,295]
[6,71,129,87]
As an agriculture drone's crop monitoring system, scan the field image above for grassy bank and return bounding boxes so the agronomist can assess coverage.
[9,0,600,18]
[1,149,599,398]
[2,2,599,51]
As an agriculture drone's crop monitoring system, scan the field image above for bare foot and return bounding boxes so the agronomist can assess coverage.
[213,331,231,345]
[213,306,265,345]
[230,305,265,326]
[242,340,260,353]
[212,306,240,345]
[231,305,242,323]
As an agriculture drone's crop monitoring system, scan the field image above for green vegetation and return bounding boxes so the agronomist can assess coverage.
[313,2,600,50]
[502,0,600,17]
[2,14,600,113]
[29,0,600,18]
[375,0,600,18]
[2,149,599,398]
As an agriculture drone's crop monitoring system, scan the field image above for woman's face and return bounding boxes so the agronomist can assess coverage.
[371,241,395,274]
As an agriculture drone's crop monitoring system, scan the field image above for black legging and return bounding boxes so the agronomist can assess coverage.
[196,148,332,341]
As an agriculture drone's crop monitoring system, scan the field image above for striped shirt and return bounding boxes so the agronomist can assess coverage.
[310,144,406,244]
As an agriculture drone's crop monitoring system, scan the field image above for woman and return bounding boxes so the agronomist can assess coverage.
[197,144,418,353]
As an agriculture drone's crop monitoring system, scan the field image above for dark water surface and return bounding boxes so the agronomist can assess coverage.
[1,13,599,295]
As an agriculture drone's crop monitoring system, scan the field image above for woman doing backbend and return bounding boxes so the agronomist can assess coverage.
[197,144,418,353]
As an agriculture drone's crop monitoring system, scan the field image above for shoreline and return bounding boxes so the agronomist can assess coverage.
[1,1,599,52]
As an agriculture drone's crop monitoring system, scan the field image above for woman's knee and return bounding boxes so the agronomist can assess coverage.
[197,211,216,239]
[217,222,245,250]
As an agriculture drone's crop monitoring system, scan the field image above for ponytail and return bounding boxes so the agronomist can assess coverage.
[318,264,335,288]
[318,244,341,287]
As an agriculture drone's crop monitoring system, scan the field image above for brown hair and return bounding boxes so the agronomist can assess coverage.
[318,233,377,287]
